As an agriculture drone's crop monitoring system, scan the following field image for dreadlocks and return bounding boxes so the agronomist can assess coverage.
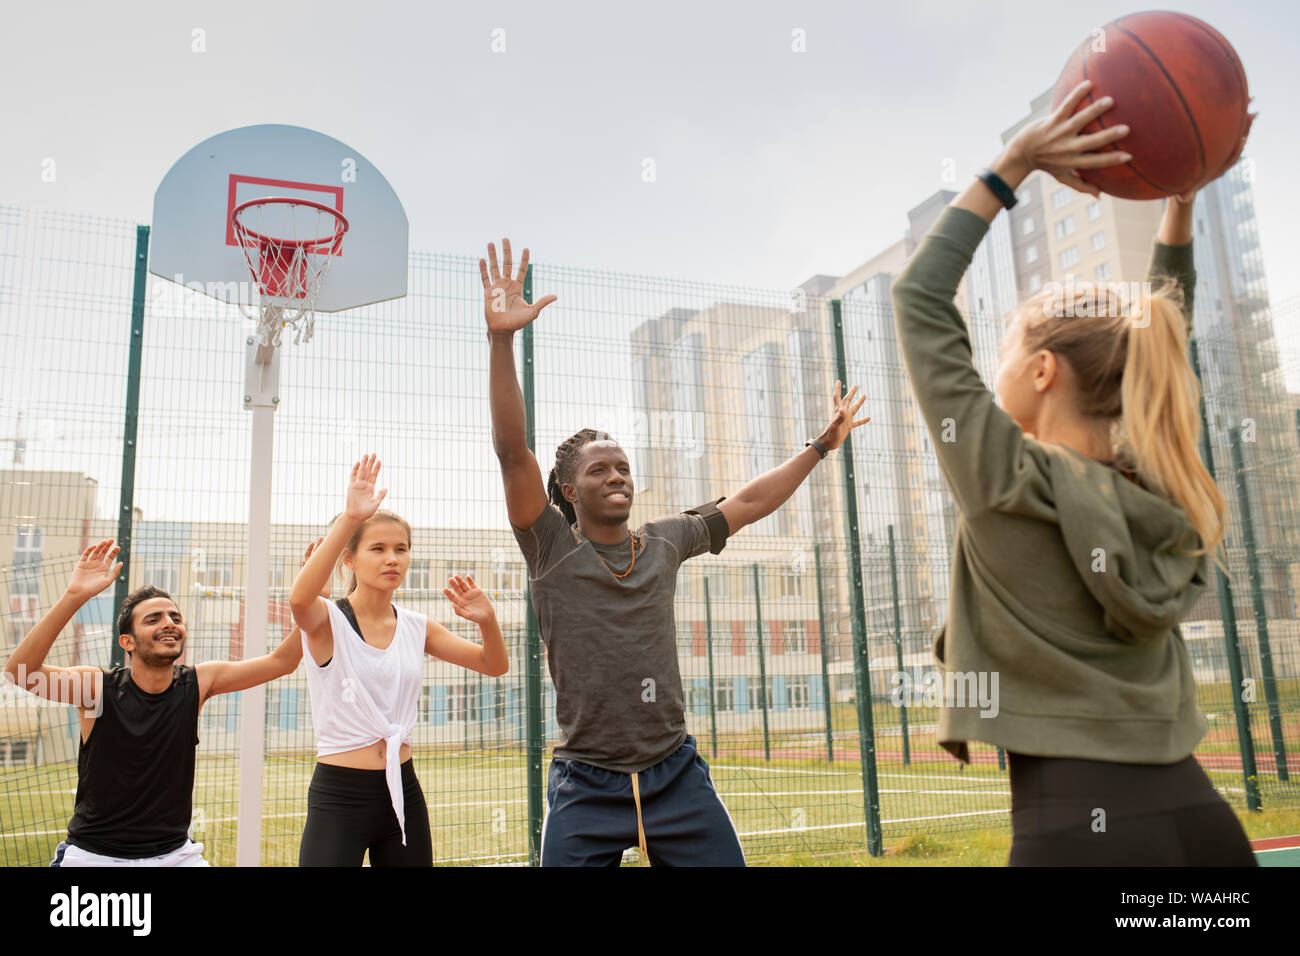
[548,428,613,524]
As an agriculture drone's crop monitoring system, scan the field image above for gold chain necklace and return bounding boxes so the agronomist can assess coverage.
[578,528,643,579]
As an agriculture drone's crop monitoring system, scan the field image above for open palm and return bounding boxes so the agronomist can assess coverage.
[443,574,494,626]
[479,238,557,333]
[821,381,871,451]
[345,454,388,521]
[67,539,123,600]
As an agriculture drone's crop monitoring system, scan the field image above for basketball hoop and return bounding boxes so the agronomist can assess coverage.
[231,197,349,347]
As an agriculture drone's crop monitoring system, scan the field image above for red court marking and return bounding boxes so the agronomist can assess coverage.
[1250,835,1300,850]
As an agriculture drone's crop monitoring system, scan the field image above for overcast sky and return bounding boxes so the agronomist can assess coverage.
[2,0,1296,300]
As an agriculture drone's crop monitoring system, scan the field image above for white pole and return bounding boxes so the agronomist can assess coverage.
[236,335,280,866]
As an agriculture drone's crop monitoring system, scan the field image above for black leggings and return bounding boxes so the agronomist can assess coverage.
[299,759,433,867]
[1007,751,1257,866]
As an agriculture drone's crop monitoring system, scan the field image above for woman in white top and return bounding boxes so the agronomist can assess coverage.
[290,454,508,866]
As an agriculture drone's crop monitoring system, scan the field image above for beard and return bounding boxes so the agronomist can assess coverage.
[134,638,184,668]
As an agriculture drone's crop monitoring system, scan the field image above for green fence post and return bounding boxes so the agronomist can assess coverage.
[111,225,150,668]
[831,298,883,855]
[1228,426,1289,781]
[814,543,834,762]
[522,263,545,863]
[752,564,771,761]
[997,747,1006,771]
[888,525,909,766]
[705,574,718,759]
[1190,341,1261,810]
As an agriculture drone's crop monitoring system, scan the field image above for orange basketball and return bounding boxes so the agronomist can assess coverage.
[1050,11,1252,199]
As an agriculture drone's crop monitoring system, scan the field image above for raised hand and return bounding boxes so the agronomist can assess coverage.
[345,454,388,522]
[479,238,558,334]
[66,539,123,601]
[1004,80,1133,198]
[819,381,871,452]
[442,574,496,626]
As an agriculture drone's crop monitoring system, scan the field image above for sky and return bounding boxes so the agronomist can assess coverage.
[2,0,1297,300]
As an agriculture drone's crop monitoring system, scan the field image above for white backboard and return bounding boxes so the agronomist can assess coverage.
[150,124,408,312]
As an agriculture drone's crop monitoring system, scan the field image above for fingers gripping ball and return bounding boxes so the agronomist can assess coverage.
[1050,11,1252,199]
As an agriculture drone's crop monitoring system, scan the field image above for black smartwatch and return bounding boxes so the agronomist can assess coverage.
[805,438,829,460]
[977,168,1019,210]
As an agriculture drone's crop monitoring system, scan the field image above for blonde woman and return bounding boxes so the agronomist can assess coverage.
[891,80,1255,865]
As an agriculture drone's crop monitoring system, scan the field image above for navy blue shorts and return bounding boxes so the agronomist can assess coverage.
[541,735,745,867]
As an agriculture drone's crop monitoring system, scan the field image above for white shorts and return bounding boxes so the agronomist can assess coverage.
[52,839,210,867]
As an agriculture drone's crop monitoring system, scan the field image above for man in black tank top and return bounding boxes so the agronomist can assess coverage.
[3,539,311,866]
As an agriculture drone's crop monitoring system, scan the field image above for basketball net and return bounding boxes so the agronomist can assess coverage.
[231,197,349,347]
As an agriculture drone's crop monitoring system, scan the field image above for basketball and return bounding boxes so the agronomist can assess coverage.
[1050,11,1252,199]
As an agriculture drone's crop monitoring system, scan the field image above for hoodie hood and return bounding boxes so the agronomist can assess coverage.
[1053,445,1208,643]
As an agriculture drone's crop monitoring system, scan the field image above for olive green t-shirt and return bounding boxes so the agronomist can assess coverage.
[512,504,712,773]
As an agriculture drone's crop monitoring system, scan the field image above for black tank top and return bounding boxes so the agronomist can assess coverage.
[66,665,200,858]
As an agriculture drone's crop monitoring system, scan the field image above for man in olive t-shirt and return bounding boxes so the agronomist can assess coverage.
[514,500,745,866]
[481,233,871,867]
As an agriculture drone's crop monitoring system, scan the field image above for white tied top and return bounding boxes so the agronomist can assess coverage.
[302,599,426,844]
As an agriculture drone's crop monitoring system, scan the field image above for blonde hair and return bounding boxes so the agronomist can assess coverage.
[335,510,413,595]
[1013,278,1227,570]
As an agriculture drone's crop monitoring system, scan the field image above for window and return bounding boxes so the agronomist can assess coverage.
[1090,231,1106,252]
[779,568,803,598]
[1027,273,1041,293]
[690,682,710,713]
[1024,246,1038,264]
[787,676,810,710]
[446,564,477,587]
[448,683,478,723]
[702,569,728,600]
[1016,188,1032,207]
[1059,246,1080,269]
[715,682,735,713]
[1054,215,1075,239]
[1021,217,1035,236]
[1051,187,1071,210]
[784,621,806,655]
[200,557,234,588]
[1095,262,1111,281]
[1086,200,1102,221]
[490,563,523,593]
[749,679,772,712]
[677,567,691,600]
[268,564,284,590]
[405,560,431,590]
[141,563,179,595]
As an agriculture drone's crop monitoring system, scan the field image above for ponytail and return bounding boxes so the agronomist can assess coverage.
[1120,280,1227,568]
[1017,279,1227,571]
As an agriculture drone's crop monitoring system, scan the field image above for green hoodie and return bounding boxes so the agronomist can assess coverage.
[891,204,1208,764]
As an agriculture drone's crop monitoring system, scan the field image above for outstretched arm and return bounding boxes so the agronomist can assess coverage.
[198,538,325,702]
[2,539,117,707]
[481,238,557,530]
[892,81,1132,516]
[289,455,388,664]
[717,382,869,535]
[425,575,508,676]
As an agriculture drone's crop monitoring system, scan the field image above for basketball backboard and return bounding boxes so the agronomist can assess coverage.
[150,124,407,313]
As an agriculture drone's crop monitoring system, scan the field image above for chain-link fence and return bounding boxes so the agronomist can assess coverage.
[1,204,1296,865]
